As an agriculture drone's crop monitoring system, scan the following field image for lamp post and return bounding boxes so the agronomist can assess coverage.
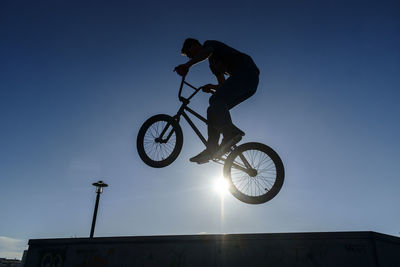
[90,180,108,238]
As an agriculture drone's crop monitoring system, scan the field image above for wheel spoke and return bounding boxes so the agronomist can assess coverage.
[142,119,177,162]
[228,146,282,199]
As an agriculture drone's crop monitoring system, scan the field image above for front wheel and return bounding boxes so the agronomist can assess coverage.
[137,114,183,168]
[223,142,285,204]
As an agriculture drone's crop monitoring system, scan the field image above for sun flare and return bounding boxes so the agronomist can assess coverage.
[213,176,229,195]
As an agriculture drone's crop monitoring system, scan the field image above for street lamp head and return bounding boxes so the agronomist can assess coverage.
[92,180,108,193]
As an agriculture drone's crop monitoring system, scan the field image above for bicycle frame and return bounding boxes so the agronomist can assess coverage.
[158,76,256,172]
[173,76,209,147]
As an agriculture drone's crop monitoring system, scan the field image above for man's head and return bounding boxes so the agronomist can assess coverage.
[181,38,202,59]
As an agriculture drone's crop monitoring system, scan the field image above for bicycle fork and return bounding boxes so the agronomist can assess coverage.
[155,120,176,144]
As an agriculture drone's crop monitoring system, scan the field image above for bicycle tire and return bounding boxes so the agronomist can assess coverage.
[223,142,284,204]
[137,114,183,168]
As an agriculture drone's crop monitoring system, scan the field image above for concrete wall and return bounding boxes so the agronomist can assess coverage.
[24,231,400,267]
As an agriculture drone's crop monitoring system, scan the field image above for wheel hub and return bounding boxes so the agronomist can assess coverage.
[155,137,167,144]
[248,168,258,177]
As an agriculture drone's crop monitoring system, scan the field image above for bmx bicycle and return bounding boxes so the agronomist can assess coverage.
[137,76,284,204]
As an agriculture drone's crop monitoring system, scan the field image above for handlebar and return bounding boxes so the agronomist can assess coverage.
[178,76,203,103]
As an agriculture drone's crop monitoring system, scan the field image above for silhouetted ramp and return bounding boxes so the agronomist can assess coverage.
[25,231,400,267]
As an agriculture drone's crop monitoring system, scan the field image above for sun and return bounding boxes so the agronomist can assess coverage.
[213,176,229,195]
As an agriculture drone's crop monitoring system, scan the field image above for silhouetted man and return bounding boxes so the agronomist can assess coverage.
[174,38,260,164]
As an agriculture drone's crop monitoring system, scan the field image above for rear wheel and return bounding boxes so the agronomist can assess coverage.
[223,142,284,204]
[137,114,183,168]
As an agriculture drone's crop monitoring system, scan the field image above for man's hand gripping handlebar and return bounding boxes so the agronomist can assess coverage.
[174,63,189,77]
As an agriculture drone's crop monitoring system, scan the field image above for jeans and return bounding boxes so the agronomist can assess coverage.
[207,60,259,148]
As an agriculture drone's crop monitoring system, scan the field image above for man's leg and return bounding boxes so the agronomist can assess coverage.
[189,111,220,164]
[207,123,220,149]
[206,88,245,157]
[190,70,258,163]
[208,70,259,137]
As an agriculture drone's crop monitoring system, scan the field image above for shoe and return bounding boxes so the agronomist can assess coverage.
[214,130,244,159]
[215,126,245,156]
[214,134,243,158]
[231,125,245,137]
[189,148,216,164]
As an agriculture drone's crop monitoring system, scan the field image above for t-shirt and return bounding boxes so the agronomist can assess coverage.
[203,40,259,76]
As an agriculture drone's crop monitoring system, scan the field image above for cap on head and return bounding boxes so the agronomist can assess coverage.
[181,38,201,56]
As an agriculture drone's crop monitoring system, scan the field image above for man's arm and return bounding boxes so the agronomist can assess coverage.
[174,47,213,76]
[201,73,225,93]
[216,73,225,86]
[185,47,213,68]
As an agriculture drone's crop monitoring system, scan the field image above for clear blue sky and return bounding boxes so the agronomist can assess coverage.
[1,0,399,259]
